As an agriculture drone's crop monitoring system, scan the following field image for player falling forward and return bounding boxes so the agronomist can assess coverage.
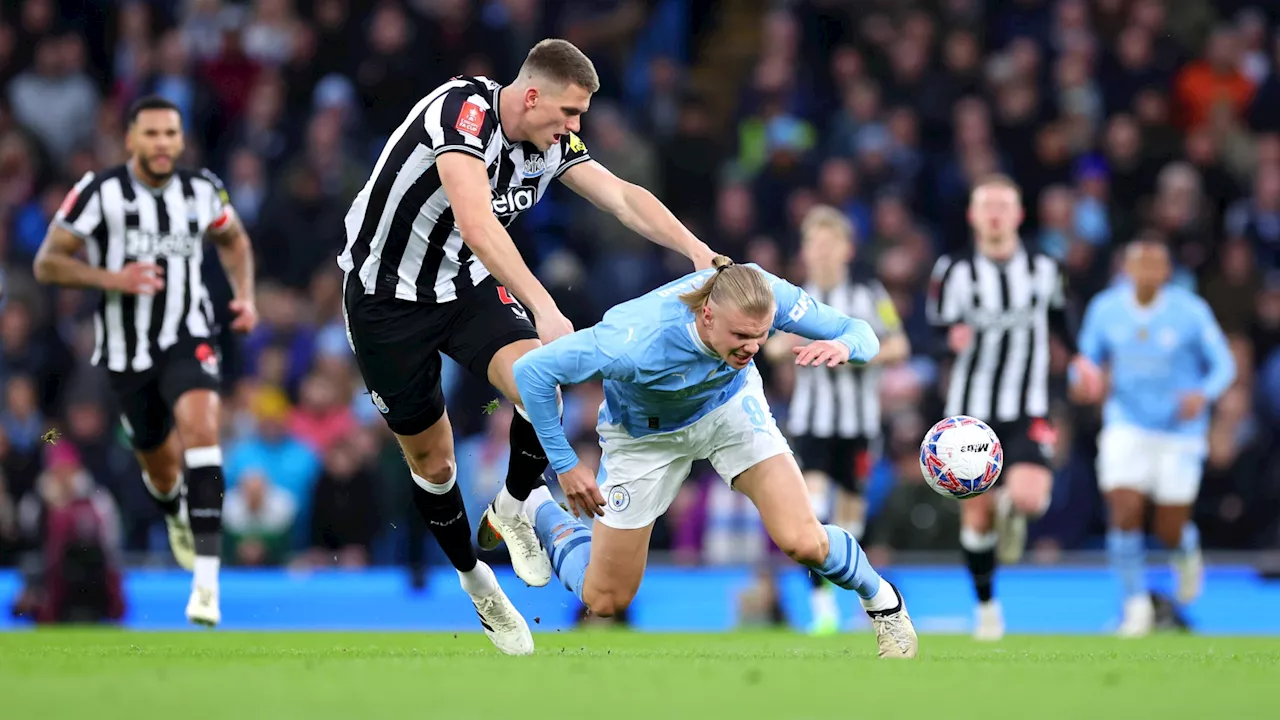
[337,39,714,654]
[1073,239,1234,637]
[505,257,917,658]
[34,96,258,626]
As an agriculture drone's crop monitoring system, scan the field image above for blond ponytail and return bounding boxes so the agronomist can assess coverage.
[679,255,774,317]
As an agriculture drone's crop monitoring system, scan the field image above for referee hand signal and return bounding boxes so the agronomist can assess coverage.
[110,261,165,295]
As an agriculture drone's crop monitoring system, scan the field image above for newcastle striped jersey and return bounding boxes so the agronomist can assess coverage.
[52,165,229,373]
[788,279,901,439]
[338,75,592,304]
[927,245,1070,423]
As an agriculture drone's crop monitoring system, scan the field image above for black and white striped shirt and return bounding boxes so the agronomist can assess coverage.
[927,246,1068,423]
[788,279,901,440]
[338,76,592,304]
[53,165,228,374]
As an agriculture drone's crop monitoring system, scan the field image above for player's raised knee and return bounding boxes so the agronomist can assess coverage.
[1009,485,1048,517]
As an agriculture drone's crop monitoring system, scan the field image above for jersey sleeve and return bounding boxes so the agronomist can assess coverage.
[866,280,903,337]
[554,131,592,178]
[926,255,963,327]
[426,88,497,160]
[763,269,880,364]
[1191,298,1236,401]
[513,327,634,474]
[199,169,236,233]
[52,171,104,239]
[1076,293,1110,366]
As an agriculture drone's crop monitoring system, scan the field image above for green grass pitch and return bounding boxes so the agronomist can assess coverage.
[2,630,1277,719]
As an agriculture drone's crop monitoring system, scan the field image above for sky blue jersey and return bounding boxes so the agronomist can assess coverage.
[513,264,881,474]
[1077,282,1235,437]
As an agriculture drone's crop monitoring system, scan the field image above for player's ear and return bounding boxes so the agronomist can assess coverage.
[524,86,539,109]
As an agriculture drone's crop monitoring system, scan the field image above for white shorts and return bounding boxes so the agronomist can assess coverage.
[596,367,792,530]
[1096,424,1205,505]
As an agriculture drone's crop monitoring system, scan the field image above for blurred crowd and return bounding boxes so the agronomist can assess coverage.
[0,0,1278,576]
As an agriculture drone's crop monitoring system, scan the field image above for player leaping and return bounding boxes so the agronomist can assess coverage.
[337,39,714,655]
[507,257,917,658]
[1073,239,1234,637]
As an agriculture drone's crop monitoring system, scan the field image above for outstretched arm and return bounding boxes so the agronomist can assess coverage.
[767,276,880,365]
[559,160,717,270]
[512,328,631,475]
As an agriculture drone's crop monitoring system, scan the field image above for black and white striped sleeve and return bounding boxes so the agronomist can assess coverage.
[425,89,496,160]
[554,131,592,178]
[199,168,236,232]
[926,255,963,327]
[52,171,104,239]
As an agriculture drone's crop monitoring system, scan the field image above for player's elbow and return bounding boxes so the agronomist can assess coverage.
[32,248,55,284]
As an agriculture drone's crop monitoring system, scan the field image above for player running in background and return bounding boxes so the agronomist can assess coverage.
[927,174,1098,641]
[766,205,910,634]
[1073,239,1234,637]
[337,39,714,654]
[33,96,258,626]
[508,257,918,658]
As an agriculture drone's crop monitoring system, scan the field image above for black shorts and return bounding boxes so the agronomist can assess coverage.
[109,336,223,452]
[990,417,1055,469]
[792,436,871,493]
[343,274,538,436]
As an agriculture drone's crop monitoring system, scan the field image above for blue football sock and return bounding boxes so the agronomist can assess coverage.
[533,500,592,602]
[1179,522,1200,556]
[1107,528,1147,599]
[816,525,883,600]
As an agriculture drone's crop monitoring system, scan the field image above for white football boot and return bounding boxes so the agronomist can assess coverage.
[165,499,196,571]
[973,600,1005,642]
[476,487,552,588]
[868,582,918,658]
[467,572,535,656]
[185,585,220,627]
[1116,594,1155,638]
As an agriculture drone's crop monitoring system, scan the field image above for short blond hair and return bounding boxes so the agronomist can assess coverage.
[971,173,1022,200]
[520,39,600,93]
[679,256,775,317]
[801,204,855,243]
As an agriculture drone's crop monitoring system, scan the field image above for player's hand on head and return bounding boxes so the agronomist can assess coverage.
[229,297,259,333]
[792,340,851,368]
[559,462,604,518]
[112,261,165,295]
[691,247,720,271]
[534,307,574,346]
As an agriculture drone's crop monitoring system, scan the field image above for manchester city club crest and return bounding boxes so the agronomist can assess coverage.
[608,486,630,512]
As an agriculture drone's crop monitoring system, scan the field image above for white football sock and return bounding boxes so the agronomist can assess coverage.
[523,485,554,517]
[194,556,220,590]
[860,579,899,613]
[458,560,499,595]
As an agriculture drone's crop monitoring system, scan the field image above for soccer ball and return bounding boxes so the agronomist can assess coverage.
[918,415,1003,499]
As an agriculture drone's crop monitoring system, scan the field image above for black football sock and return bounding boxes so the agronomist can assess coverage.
[504,409,549,501]
[184,448,224,557]
[961,528,998,603]
[411,472,478,572]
